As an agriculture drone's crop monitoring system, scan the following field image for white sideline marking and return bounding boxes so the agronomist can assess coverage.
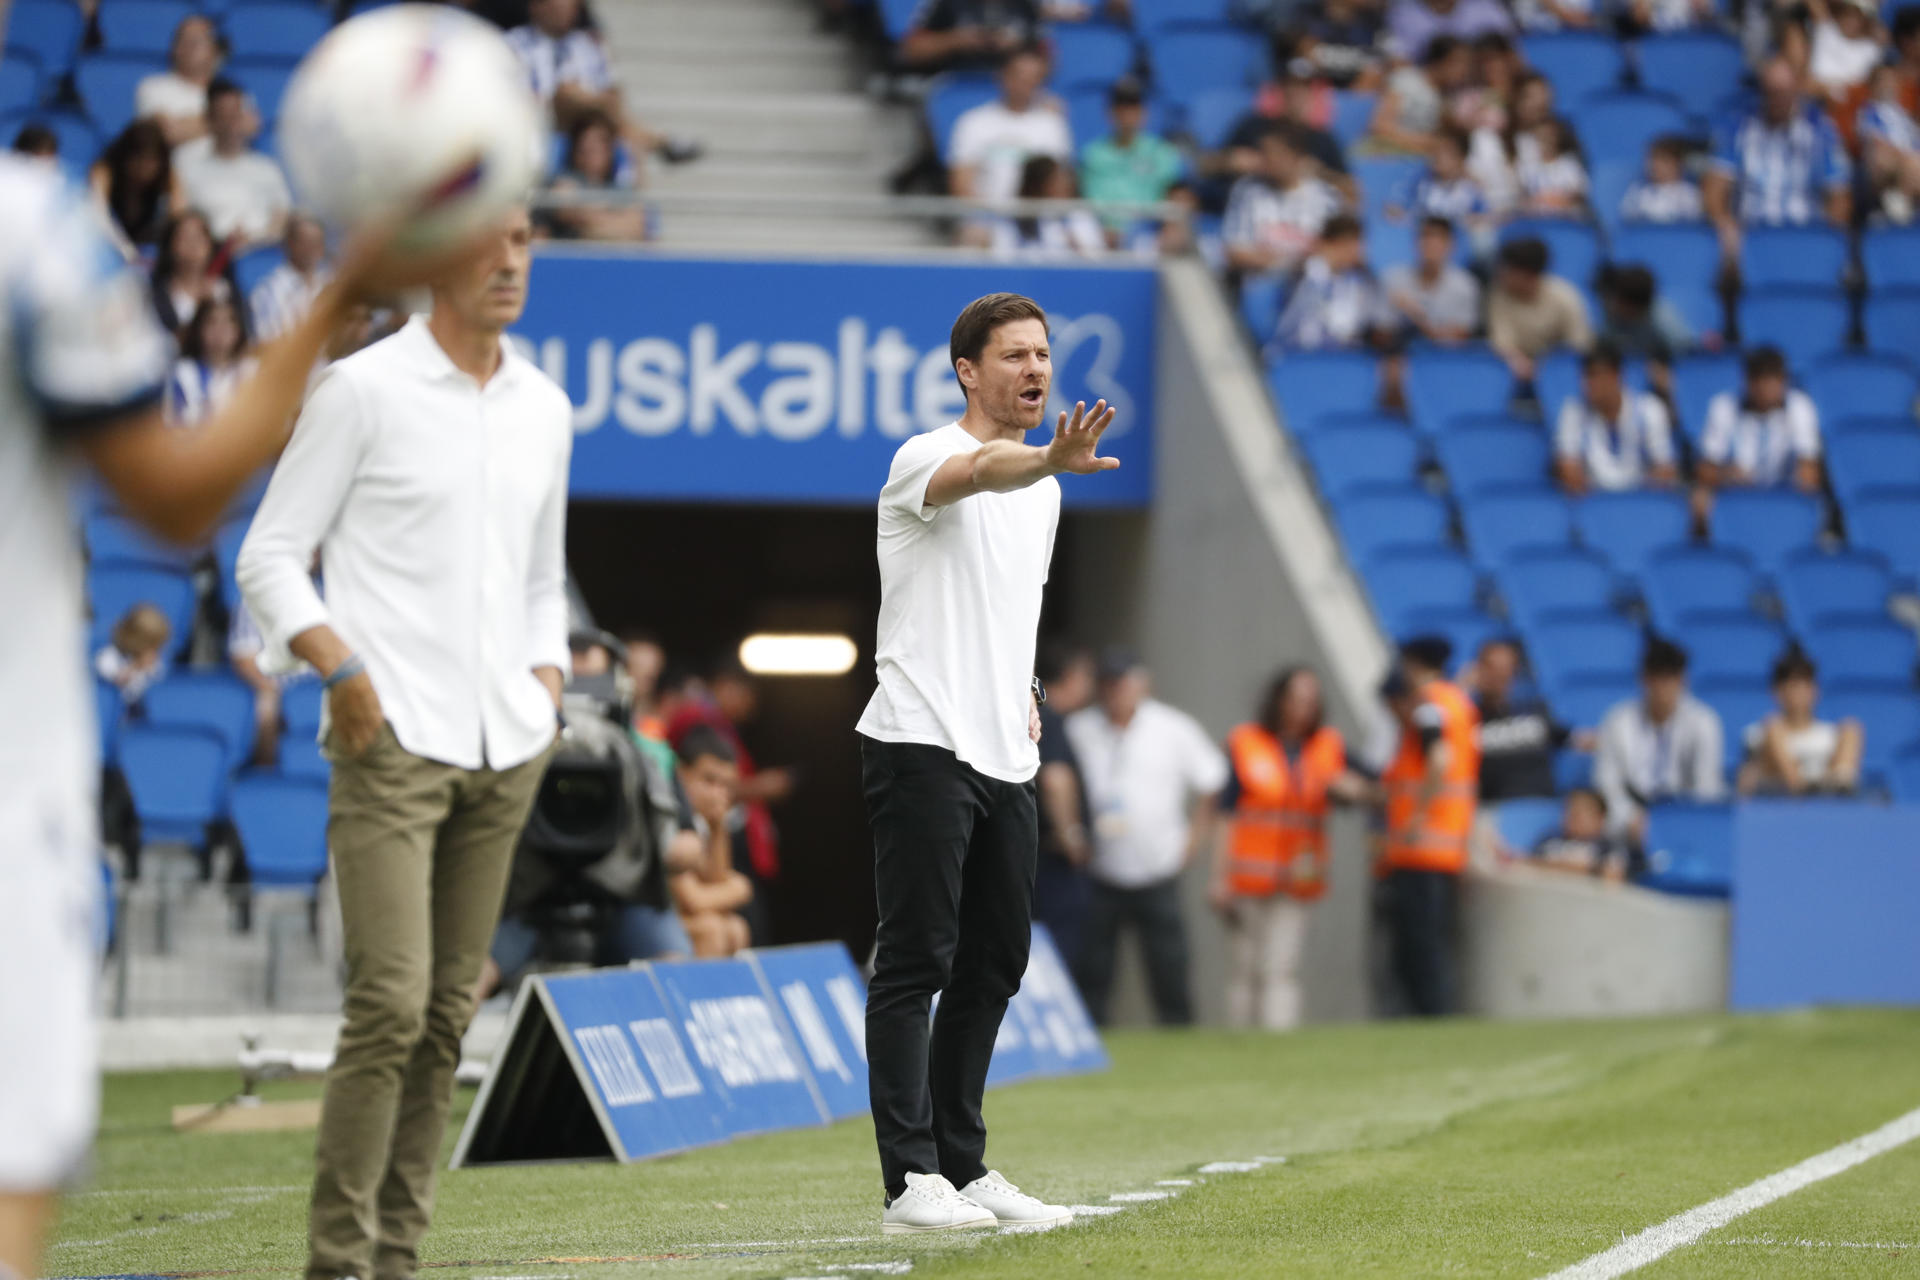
[71,1183,306,1197]
[1067,1204,1127,1215]
[1540,1104,1920,1280]
[1718,1235,1919,1250]
[1156,1178,1195,1186]
[1197,1161,1262,1173]
[1109,1190,1173,1202]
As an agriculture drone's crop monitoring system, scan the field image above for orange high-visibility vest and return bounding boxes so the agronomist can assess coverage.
[1382,680,1481,875]
[1225,723,1346,900]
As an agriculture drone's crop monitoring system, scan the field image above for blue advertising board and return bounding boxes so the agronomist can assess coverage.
[746,943,871,1121]
[511,252,1156,508]
[985,924,1108,1085]
[649,956,831,1136]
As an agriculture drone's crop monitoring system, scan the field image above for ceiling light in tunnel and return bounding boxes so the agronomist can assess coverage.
[738,633,859,677]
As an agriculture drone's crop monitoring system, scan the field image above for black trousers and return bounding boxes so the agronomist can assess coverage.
[861,735,1037,1198]
[1385,868,1459,1017]
[1074,876,1193,1027]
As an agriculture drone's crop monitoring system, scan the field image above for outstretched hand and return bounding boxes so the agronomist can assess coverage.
[1043,399,1121,477]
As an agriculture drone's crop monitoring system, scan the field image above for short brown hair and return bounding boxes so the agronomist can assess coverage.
[949,292,1048,398]
[110,603,172,658]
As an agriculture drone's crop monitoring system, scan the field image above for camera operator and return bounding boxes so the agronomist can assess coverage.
[672,726,754,957]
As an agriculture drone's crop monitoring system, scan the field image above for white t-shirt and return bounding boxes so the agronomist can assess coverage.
[173,138,292,243]
[856,422,1061,783]
[1744,716,1842,784]
[948,100,1073,205]
[1700,388,1822,486]
[1554,391,1675,490]
[1809,20,1881,95]
[136,72,206,122]
[1065,699,1230,888]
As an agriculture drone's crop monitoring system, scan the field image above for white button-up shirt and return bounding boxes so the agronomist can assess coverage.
[1066,699,1230,889]
[237,315,574,771]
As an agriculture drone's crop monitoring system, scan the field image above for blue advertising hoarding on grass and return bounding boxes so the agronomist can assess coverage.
[648,956,831,1136]
[746,943,871,1121]
[511,251,1156,508]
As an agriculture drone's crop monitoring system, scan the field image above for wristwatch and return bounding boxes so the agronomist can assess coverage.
[1031,676,1046,706]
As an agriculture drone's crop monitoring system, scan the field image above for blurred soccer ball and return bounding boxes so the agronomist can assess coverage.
[278,4,547,251]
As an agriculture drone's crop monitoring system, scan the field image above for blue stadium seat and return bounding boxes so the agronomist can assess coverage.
[1668,353,1740,443]
[877,0,920,39]
[1640,545,1758,631]
[3,110,104,173]
[1827,428,1920,510]
[1823,682,1920,776]
[1894,744,1920,801]
[1641,802,1734,897]
[84,511,198,569]
[1520,33,1625,106]
[1804,622,1916,686]
[97,0,198,55]
[1803,355,1918,425]
[1334,487,1451,562]
[118,723,227,846]
[1403,347,1514,436]
[1331,90,1375,147]
[1611,223,1719,292]
[1528,614,1644,690]
[1590,160,1636,237]
[1365,217,1416,274]
[1677,616,1788,684]
[1240,273,1280,339]
[1269,351,1381,431]
[1182,86,1252,150]
[281,680,324,739]
[1632,32,1745,120]
[0,53,41,115]
[1397,607,1509,668]
[1550,673,1635,732]
[1863,291,1920,358]
[1499,546,1614,626]
[1570,93,1693,174]
[1861,228,1920,291]
[1436,424,1551,497]
[1740,224,1849,290]
[226,58,294,124]
[140,673,257,771]
[1352,155,1426,220]
[925,74,998,160]
[1737,289,1851,370]
[87,560,197,657]
[1828,413,1919,440]
[1848,493,1920,582]
[8,1,86,73]
[97,678,124,763]
[74,54,159,138]
[1494,796,1563,853]
[230,774,331,886]
[1150,27,1268,102]
[1574,490,1692,573]
[1305,424,1420,499]
[1364,546,1480,629]
[278,732,330,781]
[1501,218,1601,289]
[1707,490,1823,570]
[1129,0,1235,34]
[1667,282,1725,341]
[1047,23,1136,88]
[1460,490,1575,566]
[221,4,331,59]
[1695,677,1772,756]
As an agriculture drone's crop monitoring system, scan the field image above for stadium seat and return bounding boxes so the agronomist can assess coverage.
[118,723,227,846]
[1804,357,1919,430]
[1632,32,1745,120]
[1129,0,1235,34]
[1365,217,1416,274]
[223,3,331,59]
[1352,155,1426,220]
[1046,23,1137,89]
[1459,490,1575,566]
[1500,219,1600,291]
[97,678,124,763]
[1549,673,1635,732]
[1736,289,1851,370]
[1520,33,1625,105]
[1396,607,1509,667]
[1676,615,1788,684]
[1639,545,1759,631]
[0,53,41,115]
[1570,93,1693,175]
[87,560,197,656]
[1695,677,1772,756]
[1498,546,1615,626]
[1707,490,1823,570]
[1333,487,1451,563]
[1330,90,1375,147]
[1890,743,1920,801]
[1590,160,1636,236]
[1861,228,1920,291]
[1611,223,1719,293]
[226,58,294,123]
[1863,291,1920,357]
[1364,546,1481,631]
[1494,796,1563,853]
[281,680,324,738]
[1527,614,1644,692]
[96,0,198,56]
[229,774,330,887]
[1181,86,1252,150]
[1150,27,1268,101]
[140,673,257,770]
[1268,351,1381,432]
[1823,681,1920,776]
[1664,282,1725,342]
[1305,424,1420,499]
[1668,353,1741,443]
[1640,802,1734,897]
[1573,490,1691,573]
[278,732,329,781]
[1240,273,1281,339]
[1740,225,1849,290]
[1803,621,1916,686]
[84,511,198,569]
[1435,424,1551,497]
[74,54,158,139]
[1847,493,1920,582]
[3,110,105,172]
[7,0,85,73]
[1403,348,1514,436]
[1830,429,1920,511]
[925,74,998,160]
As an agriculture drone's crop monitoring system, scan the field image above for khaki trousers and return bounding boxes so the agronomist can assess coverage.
[1224,895,1311,1031]
[306,725,552,1280]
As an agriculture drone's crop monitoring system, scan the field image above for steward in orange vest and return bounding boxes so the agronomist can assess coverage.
[1381,669,1481,875]
[1223,722,1347,899]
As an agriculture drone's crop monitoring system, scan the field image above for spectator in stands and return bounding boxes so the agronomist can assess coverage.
[1067,651,1228,1026]
[1620,135,1705,224]
[672,726,755,957]
[1594,638,1725,839]
[173,79,292,251]
[1596,264,1696,372]
[1704,57,1851,259]
[507,0,695,163]
[1285,0,1390,90]
[1859,63,1920,223]
[1513,0,1595,31]
[1469,69,1553,212]
[136,14,222,146]
[1554,343,1679,493]
[1525,788,1634,882]
[1080,79,1183,239]
[993,155,1108,257]
[1370,34,1474,154]
[1696,345,1822,514]
[149,209,232,336]
[1488,235,1592,382]
[11,123,57,162]
[1518,117,1588,216]
[948,45,1070,210]
[898,0,1042,73]
[1387,126,1492,248]
[1620,0,1714,33]
[1383,215,1481,343]
[1469,636,1583,801]
[90,121,182,257]
[94,604,172,705]
[1386,0,1512,62]
[1210,69,1357,202]
[167,297,255,426]
[1272,213,1395,351]
[1738,648,1864,797]
[248,213,331,342]
[1796,0,1884,104]
[1033,642,1095,984]
[541,110,651,242]
[1224,123,1344,279]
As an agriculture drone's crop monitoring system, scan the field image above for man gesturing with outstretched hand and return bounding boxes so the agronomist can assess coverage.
[856,292,1117,1235]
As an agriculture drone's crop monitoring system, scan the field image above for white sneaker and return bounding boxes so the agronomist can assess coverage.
[958,1170,1074,1228]
[881,1171,998,1234]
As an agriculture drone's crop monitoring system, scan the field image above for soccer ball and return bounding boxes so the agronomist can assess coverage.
[278,4,548,251]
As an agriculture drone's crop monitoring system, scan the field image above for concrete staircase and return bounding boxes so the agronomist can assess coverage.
[597,0,938,251]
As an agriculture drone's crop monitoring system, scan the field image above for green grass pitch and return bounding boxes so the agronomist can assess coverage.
[51,1009,1920,1279]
